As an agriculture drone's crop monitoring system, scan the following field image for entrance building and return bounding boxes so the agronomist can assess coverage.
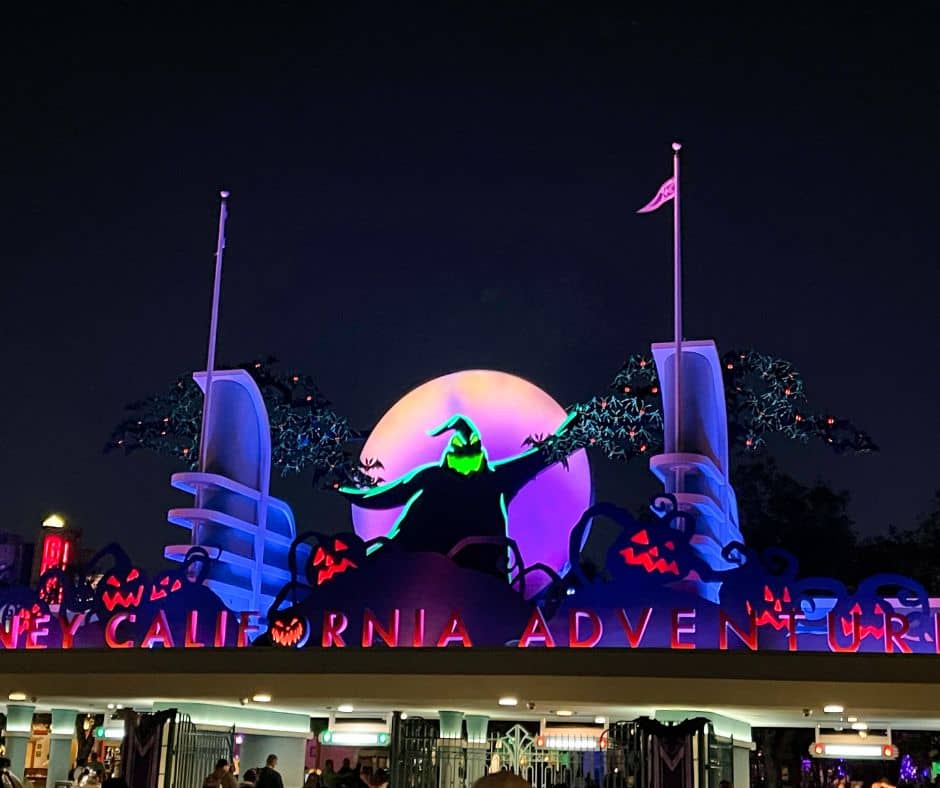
[5,645,940,787]
[2,338,936,787]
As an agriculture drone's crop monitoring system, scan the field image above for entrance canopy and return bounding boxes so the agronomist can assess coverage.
[4,647,940,732]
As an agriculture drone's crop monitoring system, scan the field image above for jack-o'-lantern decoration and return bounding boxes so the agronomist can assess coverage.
[746,584,794,629]
[149,547,211,602]
[38,570,66,606]
[841,601,886,641]
[311,538,358,585]
[149,573,184,602]
[269,608,309,647]
[619,528,681,576]
[98,566,147,612]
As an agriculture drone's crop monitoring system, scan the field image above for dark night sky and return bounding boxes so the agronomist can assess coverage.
[2,5,938,569]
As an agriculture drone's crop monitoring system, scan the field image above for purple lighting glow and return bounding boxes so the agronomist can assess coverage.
[351,370,593,592]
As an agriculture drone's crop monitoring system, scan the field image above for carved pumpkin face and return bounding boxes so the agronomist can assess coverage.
[312,539,358,585]
[38,572,65,606]
[620,528,680,575]
[149,573,184,602]
[841,601,886,641]
[99,567,146,612]
[746,584,793,629]
[70,577,96,612]
[270,610,308,647]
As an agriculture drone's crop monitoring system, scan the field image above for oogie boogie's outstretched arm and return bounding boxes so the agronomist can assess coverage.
[492,411,579,501]
[338,463,432,509]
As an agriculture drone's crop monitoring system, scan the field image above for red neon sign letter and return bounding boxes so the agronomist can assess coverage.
[59,614,85,650]
[237,611,260,648]
[213,611,229,648]
[105,613,136,648]
[362,609,400,648]
[719,610,758,651]
[617,608,652,648]
[185,610,205,648]
[670,609,696,649]
[519,608,556,648]
[322,611,348,647]
[569,609,602,648]
[141,610,175,649]
[883,612,912,654]
[25,614,50,650]
[827,612,861,653]
[436,611,473,648]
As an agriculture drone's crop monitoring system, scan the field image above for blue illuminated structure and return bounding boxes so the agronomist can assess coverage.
[648,340,743,600]
[165,369,303,614]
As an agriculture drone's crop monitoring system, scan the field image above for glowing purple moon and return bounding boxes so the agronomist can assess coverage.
[350,370,592,592]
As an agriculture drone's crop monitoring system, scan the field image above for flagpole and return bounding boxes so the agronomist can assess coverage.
[196,190,229,534]
[672,142,682,489]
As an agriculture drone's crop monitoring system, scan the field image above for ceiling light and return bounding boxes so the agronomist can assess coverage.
[252,693,272,703]
[498,697,518,707]
[107,704,115,710]
[337,704,354,713]
[823,705,844,714]
[8,692,28,702]
[595,716,606,725]
[400,713,409,720]
[847,716,858,723]
[851,722,868,731]
[556,710,574,717]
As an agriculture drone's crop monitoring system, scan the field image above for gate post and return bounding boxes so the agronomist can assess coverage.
[388,712,402,786]
[438,711,465,788]
[48,708,79,785]
[465,716,489,785]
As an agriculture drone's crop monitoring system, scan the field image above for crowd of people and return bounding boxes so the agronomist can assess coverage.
[203,754,390,788]
[301,758,389,788]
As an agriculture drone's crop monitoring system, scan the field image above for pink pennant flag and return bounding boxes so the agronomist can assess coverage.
[637,176,676,214]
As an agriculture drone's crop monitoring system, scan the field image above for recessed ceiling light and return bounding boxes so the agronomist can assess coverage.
[594,716,606,725]
[847,716,858,723]
[498,697,518,707]
[107,704,115,710]
[556,710,574,717]
[43,514,66,529]
[8,692,28,702]
[401,713,409,720]
[851,722,868,731]
[823,704,844,714]
[116,704,124,710]
[252,693,272,703]
[337,704,354,713]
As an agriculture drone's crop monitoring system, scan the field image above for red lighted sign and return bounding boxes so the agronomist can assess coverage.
[1,605,939,653]
[39,533,71,576]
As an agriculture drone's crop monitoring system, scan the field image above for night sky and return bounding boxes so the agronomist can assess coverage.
[2,6,937,568]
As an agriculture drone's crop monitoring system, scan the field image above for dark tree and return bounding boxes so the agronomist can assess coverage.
[732,457,857,579]
[856,492,940,591]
